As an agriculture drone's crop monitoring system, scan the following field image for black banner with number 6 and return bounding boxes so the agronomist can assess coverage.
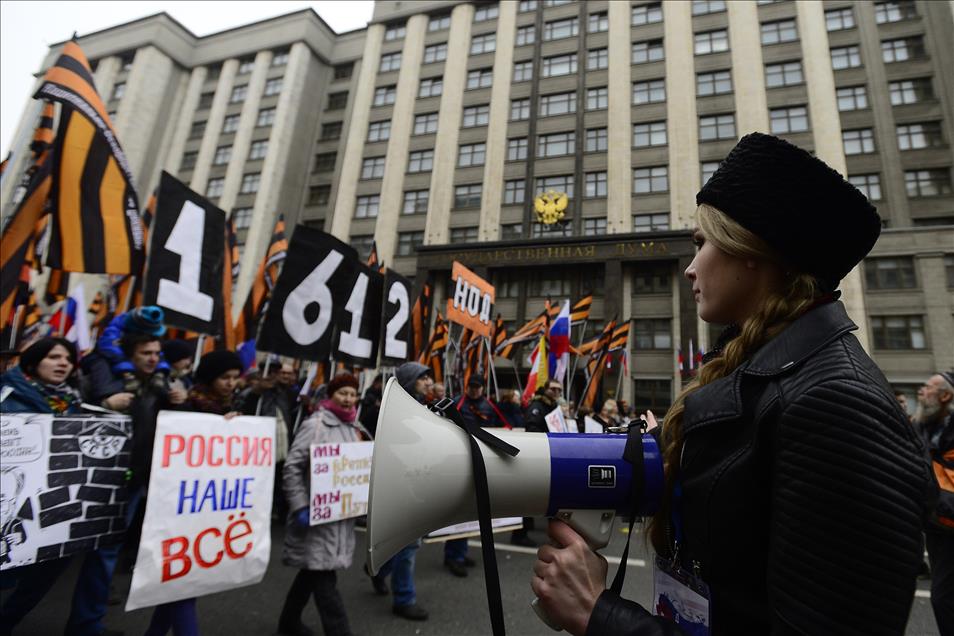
[258,226,358,362]
[142,172,225,334]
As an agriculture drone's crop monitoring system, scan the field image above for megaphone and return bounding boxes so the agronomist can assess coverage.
[367,378,664,578]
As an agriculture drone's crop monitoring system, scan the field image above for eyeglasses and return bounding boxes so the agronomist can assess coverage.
[548,386,563,393]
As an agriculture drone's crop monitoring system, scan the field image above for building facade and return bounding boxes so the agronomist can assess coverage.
[2,0,952,412]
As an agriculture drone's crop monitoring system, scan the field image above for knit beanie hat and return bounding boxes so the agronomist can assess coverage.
[161,339,194,365]
[122,306,166,337]
[195,351,243,386]
[395,362,431,393]
[327,372,359,396]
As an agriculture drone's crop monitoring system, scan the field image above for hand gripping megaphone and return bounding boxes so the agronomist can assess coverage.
[367,378,664,630]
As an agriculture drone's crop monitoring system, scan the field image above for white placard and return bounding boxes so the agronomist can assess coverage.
[425,517,524,541]
[309,441,373,525]
[584,416,604,434]
[126,411,275,610]
[544,406,568,433]
[564,418,579,433]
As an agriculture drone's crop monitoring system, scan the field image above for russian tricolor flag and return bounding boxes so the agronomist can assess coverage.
[548,300,570,383]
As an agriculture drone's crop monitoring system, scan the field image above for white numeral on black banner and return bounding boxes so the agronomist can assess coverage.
[157,201,214,321]
[283,250,343,345]
[338,273,372,359]
[384,283,409,359]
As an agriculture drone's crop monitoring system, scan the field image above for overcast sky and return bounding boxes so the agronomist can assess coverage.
[0,1,375,156]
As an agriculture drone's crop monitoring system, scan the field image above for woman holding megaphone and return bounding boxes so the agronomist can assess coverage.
[531,133,933,635]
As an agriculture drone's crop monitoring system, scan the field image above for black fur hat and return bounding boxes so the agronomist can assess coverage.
[696,133,881,291]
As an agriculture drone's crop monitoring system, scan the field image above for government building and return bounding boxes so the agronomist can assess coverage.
[2,0,952,412]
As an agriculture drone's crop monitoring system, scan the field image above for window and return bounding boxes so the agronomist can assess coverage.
[467,68,494,89]
[222,115,240,134]
[889,78,933,106]
[264,78,283,96]
[831,46,861,70]
[544,17,579,41]
[328,91,348,110]
[450,227,479,242]
[426,13,450,31]
[471,33,496,55]
[314,152,337,172]
[875,1,918,24]
[361,156,386,179]
[213,145,232,166]
[585,172,608,198]
[190,120,206,139]
[272,50,289,66]
[248,140,268,161]
[180,151,198,171]
[865,257,916,290]
[848,174,882,201]
[501,223,523,240]
[384,23,406,41]
[511,98,531,121]
[633,121,667,147]
[843,129,875,155]
[458,143,486,167]
[334,63,353,80]
[589,12,608,33]
[257,108,276,127]
[634,166,669,194]
[761,19,797,45]
[535,175,574,198]
[508,137,529,161]
[543,53,578,77]
[586,128,608,152]
[580,218,606,235]
[516,25,536,46]
[380,53,401,73]
[695,30,729,55]
[454,184,483,208]
[424,43,448,64]
[836,86,868,111]
[408,150,434,173]
[232,207,254,230]
[462,104,490,128]
[882,37,926,63]
[769,106,809,134]
[474,4,499,22]
[693,0,726,15]
[315,121,340,141]
[871,316,926,349]
[587,87,608,110]
[633,212,670,233]
[396,231,425,256]
[633,263,669,293]
[350,235,375,260]
[538,132,575,158]
[206,177,225,198]
[701,161,720,185]
[308,186,330,206]
[206,64,221,81]
[120,53,135,71]
[588,48,608,71]
[367,120,390,142]
[414,112,439,135]
[240,173,260,194]
[238,58,255,74]
[697,70,732,96]
[419,77,443,98]
[633,79,666,104]
[825,8,854,31]
[230,85,248,103]
[905,169,952,197]
[504,179,525,204]
[765,61,803,88]
[633,40,665,64]
[897,122,944,151]
[633,379,671,413]
[373,85,397,106]
[699,113,736,141]
[198,92,215,109]
[632,3,663,25]
[355,195,380,218]
[635,320,672,349]
[111,82,126,100]
[514,61,534,82]
[528,269,572,296]
[539,92,576,117]
[519,0,538,12]
[398,190,428,216]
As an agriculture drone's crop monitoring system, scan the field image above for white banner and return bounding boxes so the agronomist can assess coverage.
[126,411,275,611]
[545,406,568,433]
[309,441,373,525]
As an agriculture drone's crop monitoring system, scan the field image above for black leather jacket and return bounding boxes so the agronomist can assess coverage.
[587,302,933,636]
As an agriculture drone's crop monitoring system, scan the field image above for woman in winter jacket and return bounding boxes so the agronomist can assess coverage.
[531,134,933,636]
[278,372,369,636]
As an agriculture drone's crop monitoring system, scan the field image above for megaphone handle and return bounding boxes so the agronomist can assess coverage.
[531,597,565,631]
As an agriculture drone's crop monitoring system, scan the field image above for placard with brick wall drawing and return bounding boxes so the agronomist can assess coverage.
[0,413,133,570]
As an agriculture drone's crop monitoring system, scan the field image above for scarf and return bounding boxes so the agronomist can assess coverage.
[320,398,356,423]
[188,385,234,415]
[26,374,82,414]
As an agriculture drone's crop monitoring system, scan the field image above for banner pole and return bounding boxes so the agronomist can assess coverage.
[510,357,523,397]
[567,318,588,407]
[121,276,136,313]
[578,351,601,413]
[8,305,24,349]
[255,356,272,417]
[192,335,204,373]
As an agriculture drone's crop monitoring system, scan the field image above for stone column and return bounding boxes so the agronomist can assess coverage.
[607,0,635,233]
[727,1,769,134]
[329,24,385,240]
[620,267,633,402]
[796,0,869,352]
[190,59,239,194]
[663,2,700,230]
[424,4,475,246]
[0,85,42,214]
[162,67,209,175]
[478,2,517,241]
[93,56,121,105]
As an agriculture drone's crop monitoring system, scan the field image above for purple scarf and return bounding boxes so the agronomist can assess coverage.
[320,398,356,423]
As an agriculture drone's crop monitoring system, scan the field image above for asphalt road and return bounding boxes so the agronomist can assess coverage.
[3,519,940,635]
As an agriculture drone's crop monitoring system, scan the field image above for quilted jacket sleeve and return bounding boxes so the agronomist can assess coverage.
[585,591,686,636]
[768,379,930,635]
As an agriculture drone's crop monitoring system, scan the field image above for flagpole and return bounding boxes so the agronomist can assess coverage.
[510,357,524,397]
[192,335,205,373]
[255,356,273,417]
[615,351,625,400]
[578,349,604,412]
[120,276,136,313]
[485,336,500,402]
[8,305,24,349]
[567,318,588,407]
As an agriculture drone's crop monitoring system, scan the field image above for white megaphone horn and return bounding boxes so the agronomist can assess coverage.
[367,378,664,629]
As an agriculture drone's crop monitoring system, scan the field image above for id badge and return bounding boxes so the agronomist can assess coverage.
[652,556,711,636]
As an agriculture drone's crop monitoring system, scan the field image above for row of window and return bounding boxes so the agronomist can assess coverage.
[181,139,269,171]
[189,107,277,141]
[204,172,260,198]
[236,49,289,75]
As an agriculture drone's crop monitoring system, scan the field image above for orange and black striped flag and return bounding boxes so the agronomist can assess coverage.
[608,321,630,352]
[220,216,240,350]
[88,291,110,329]
[496,309,547,353]
[234,216,287,345]
[35,40,144,275]
[30,102,56,168]
[492,314,513,360]
[581,319,617,410]
[419,312,447,383]
[367,240,379,269]
[0,152,9,178]
[570,294,592,324]
[410,283,431,360]
[44,268,70,305]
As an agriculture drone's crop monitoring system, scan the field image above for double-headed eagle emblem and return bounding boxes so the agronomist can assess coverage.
[533,190,568,225]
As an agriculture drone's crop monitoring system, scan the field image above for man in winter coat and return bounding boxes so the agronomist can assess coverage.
[524,380,563,433]
[455,377,508,428]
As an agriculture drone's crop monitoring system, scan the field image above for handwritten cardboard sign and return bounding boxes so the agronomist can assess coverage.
[309,441,373,525]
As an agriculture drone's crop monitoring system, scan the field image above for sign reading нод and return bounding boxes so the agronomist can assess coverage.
[445,261,495,337]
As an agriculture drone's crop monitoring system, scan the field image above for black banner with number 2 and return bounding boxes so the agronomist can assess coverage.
[142,171,225,334]
[379,271,412,365]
